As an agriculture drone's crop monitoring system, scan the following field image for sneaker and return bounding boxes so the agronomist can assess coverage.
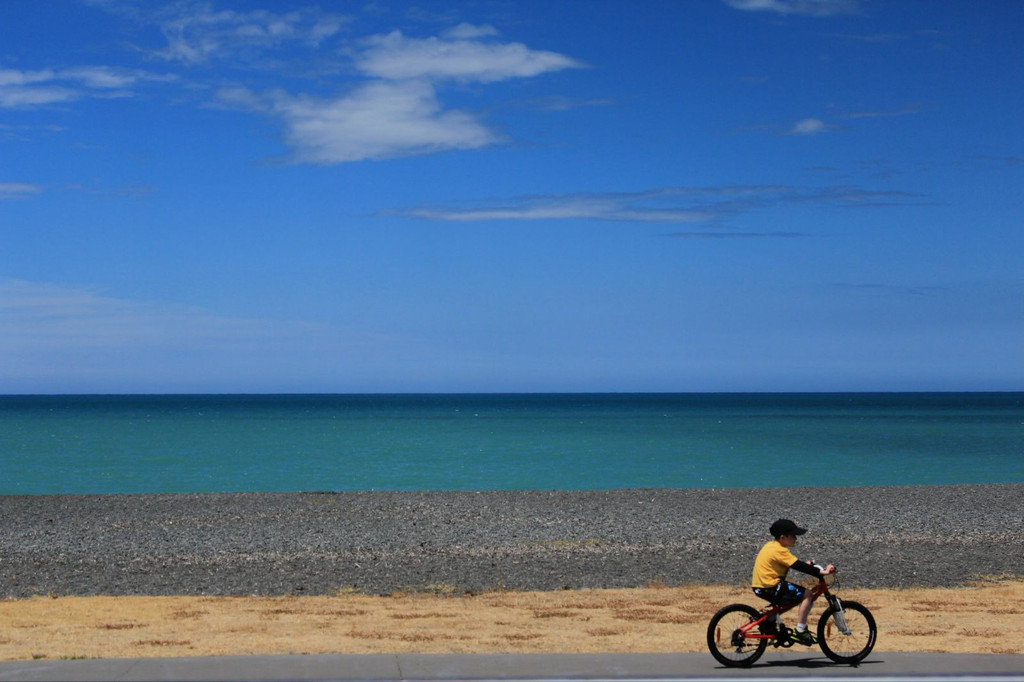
[791,628,817,646]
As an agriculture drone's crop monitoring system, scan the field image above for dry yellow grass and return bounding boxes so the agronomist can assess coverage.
[2,579,1022,661]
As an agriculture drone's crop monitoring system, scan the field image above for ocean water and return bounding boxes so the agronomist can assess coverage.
[1,393,1022,495]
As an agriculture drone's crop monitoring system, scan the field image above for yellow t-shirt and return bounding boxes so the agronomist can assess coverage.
[752,540,798,589]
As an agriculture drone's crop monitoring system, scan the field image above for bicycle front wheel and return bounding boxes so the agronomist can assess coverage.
[817,600,877,664]
[707,604,767,667]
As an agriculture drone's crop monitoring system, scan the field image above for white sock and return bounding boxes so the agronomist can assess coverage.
[796,624,807,632]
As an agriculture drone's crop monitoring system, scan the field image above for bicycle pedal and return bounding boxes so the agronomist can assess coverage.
[773,626,794,648]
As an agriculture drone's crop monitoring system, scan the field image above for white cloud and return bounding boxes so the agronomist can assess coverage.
[357,29,584,82]
[840,104,924,119]
[404,196,711,223]
[0,279,278,348]
[0,278,402,392]
[1,279,322,366]
[443,23,500,40]
[61,66,145,89]
[394,184,924,223]
[263,80,500,163]
[399,188,726,223]
[0,182,42,199]
[0,69,76,107]
[50,4,582,164]
[669,231,804,239]
[0,86,77,108]
[722,0,862,16]
[0,69,55,86]
[155,4,349,65]
[218,24,583,163]
[0,67,173,109]
[789,117,831,134]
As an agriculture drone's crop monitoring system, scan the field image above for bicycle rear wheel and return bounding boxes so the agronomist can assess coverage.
[707,604,767,667]
[817,600,877,664]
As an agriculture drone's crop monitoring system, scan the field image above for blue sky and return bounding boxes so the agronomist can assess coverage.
[1,0,1022,394]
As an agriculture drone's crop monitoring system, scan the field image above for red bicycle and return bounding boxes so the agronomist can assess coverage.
[707,571,877,666]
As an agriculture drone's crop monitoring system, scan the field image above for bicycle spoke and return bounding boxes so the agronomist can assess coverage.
[817,601,877,664]
[707,604,767,667]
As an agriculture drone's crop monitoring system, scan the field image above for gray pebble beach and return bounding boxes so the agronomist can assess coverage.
[1,484,1021,598]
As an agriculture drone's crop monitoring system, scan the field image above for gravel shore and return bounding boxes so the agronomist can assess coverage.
[1,484,1021,598]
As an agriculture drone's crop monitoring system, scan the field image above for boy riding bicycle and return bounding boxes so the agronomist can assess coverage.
[752,519,835,645]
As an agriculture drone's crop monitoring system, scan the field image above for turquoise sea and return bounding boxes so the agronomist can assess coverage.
[1,393,1022,495]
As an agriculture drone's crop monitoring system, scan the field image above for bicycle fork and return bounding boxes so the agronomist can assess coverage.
[825,594,852,635]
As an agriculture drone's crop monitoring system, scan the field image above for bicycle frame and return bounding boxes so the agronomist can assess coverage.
[741,577,847,643]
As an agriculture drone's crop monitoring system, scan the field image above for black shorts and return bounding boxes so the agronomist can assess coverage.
[753,581,805,606]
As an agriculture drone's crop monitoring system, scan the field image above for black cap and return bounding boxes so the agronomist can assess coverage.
[770,519,807,538]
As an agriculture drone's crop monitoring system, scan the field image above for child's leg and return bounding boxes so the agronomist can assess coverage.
[796,589,815,628]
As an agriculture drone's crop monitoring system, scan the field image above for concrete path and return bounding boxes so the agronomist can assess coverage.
[1,652,1024,681]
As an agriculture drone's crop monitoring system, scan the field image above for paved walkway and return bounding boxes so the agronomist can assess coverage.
[2,652,1024,681]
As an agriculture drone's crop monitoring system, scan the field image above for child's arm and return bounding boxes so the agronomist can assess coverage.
[790,559,835,577]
